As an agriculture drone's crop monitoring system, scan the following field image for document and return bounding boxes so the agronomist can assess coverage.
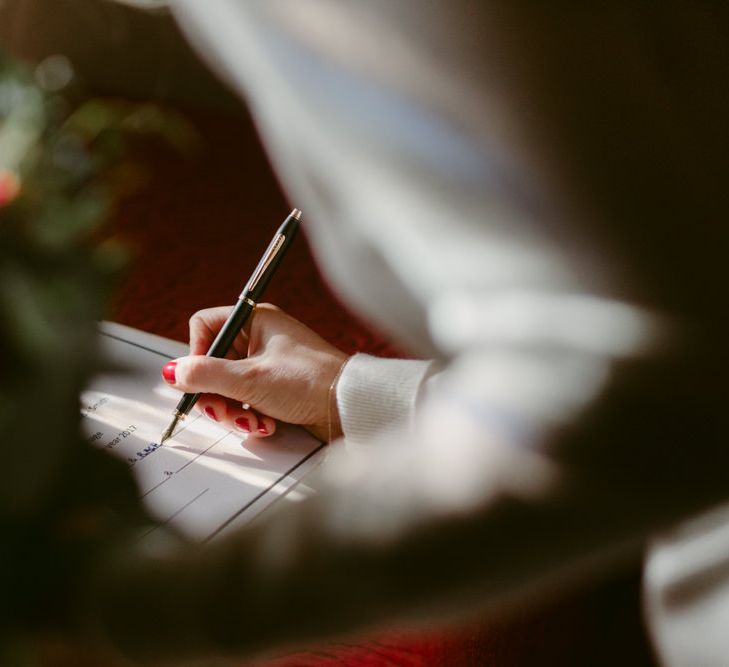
[81,322,325,544]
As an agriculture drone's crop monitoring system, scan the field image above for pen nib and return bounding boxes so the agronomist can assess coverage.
[160,413,181,445]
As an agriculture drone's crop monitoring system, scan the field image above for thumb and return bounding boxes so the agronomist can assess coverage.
[163,356,257,402]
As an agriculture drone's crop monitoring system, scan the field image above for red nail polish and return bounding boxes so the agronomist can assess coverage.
[258,421,268,434]
[162,361,177,384]
[235,417,250,432]
[204,406,218,421]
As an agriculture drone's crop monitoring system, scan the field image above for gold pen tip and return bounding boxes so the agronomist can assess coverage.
[159,410,186,445]
[291,208,302,221]
[160,413,181,445]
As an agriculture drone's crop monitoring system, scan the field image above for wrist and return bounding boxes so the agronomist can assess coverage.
[306,353,350,443]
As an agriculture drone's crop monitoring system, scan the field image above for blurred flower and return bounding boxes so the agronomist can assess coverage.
[0,168,20,207]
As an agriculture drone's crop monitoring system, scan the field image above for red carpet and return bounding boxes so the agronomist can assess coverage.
[108,106,658,667]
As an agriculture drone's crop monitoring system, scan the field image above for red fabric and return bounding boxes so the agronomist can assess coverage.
[109,108,657,667]
[109,111,398,359]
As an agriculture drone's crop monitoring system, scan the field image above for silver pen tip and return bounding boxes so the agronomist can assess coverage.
[291,208,302,220]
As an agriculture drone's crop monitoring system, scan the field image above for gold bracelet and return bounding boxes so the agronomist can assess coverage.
[327,356,350,443]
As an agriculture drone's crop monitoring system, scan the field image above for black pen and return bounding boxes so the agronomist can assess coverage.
[160,208,301,444]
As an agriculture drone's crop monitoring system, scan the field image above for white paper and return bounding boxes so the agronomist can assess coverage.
[81,322,325,544]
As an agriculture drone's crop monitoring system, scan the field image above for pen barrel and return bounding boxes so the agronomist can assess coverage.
[174,298,254,417]
[207,298,254,358]
[173,209,300,420]
[240,212,299,303]
[175,391,200,417]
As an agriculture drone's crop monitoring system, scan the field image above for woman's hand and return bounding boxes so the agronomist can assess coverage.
[160,304,348,442]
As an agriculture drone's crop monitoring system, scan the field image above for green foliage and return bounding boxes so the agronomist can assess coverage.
[0,51,184,661]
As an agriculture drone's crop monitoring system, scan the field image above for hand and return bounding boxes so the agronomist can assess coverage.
[161,304,349,442]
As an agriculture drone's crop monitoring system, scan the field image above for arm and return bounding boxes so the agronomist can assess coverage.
[159,303,435,445]
[337,353,437,447]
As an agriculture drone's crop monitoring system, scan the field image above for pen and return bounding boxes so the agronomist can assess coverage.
[160,208,302,444]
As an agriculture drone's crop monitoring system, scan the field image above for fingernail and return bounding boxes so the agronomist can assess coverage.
[204,406,218,422]
[258,421,268,434]
[234,417,250,432]
[162,361,177,384]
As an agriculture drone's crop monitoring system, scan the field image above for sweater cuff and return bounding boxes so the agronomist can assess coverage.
[336,354,435,446]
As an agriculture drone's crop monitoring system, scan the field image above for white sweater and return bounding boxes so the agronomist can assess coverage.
[337,354,435,447]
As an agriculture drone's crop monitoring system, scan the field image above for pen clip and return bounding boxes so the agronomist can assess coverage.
[240,233,286,297]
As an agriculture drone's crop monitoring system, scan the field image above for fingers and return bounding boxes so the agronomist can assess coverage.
[188,302,284,359]
[189,307,231,356]
[251,412,276,437]
[242,303,280,356]
[166,355,259,400]
[196,395,277,438]
[192,393,229,425]
[189,307,249,357]
[161,361,277,438]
